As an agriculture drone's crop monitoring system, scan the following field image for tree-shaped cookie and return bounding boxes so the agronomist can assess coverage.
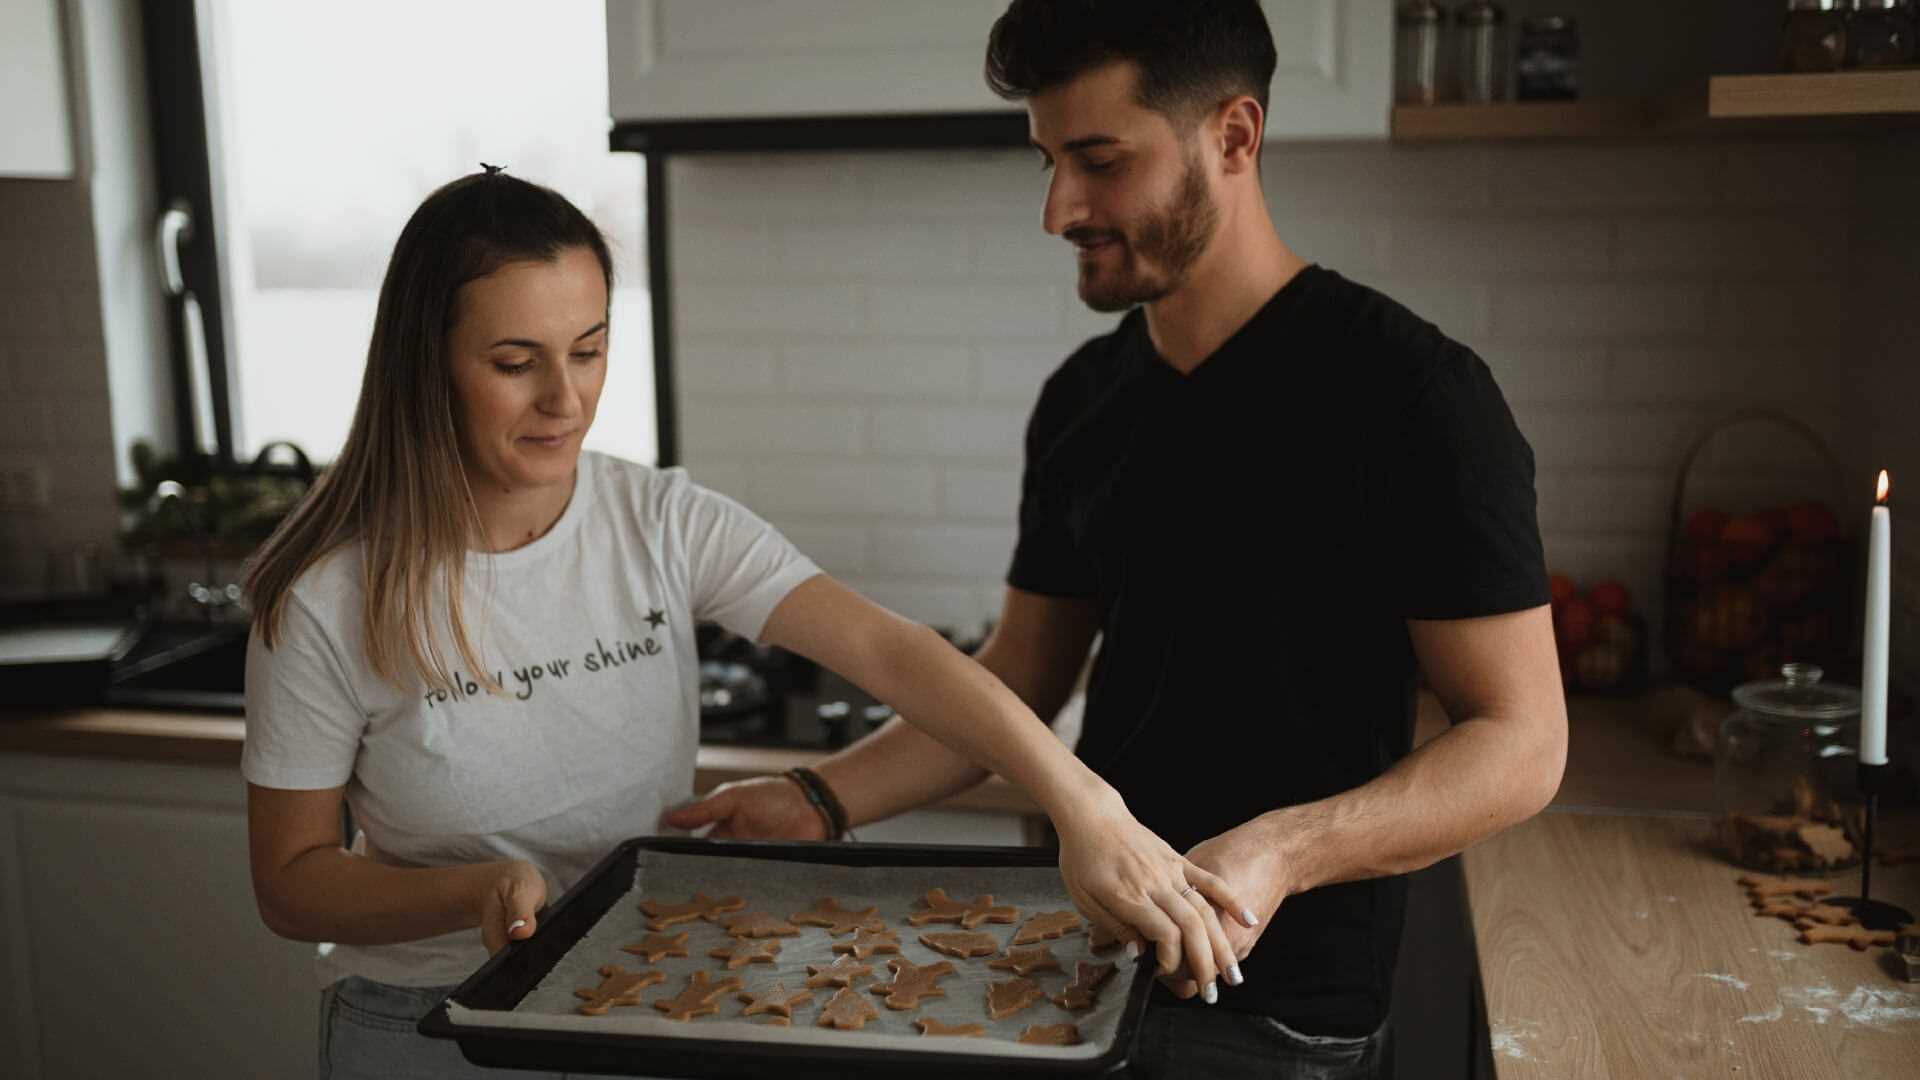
[639,892,746,931]
[1019,1022,1083,1046]
[804,953,874,988]
[620,931,689,963]
[989,945,1063,977]
[869,957,957,1010]
[1088,922,1127,953]
[1011,910,1082,945]
[919,931,1000,959]
[986,976,1046,1020]
[737,983,812,1024]
[817,985,880,1030]
[574,965,666,1016]
[722,911,802,939]
[653,970,744,1021]
[833,927,901,960]
[1051,961,1118,1010]
[906,887,1018,929]
[709,938,782,969]
[791,897,885,936]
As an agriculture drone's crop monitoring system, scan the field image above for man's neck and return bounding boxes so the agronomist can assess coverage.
[1143,206,1307,375]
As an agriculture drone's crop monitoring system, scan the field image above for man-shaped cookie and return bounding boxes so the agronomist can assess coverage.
[869,958,957,1010]
[638,892,746,931]
[653,970,745,1021]
[574,965,666,1016]
[791,897,885,936]
[907,887,1018,929]
[1011,910,1082,946]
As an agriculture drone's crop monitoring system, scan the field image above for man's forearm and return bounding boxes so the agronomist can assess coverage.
[1258,711,1565,893]
[811,716,992,829]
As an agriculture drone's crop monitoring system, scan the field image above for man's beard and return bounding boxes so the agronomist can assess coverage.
[1069,151,1219,313]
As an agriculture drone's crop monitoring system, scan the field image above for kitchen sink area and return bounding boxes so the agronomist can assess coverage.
[106,620,247,713]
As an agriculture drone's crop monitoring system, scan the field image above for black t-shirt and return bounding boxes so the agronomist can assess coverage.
[1008,265,1549,1036]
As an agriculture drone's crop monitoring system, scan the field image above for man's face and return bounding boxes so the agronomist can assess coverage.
[1028,61,1221,313]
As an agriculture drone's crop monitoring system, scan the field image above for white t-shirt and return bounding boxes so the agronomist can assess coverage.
[241,452,820,988]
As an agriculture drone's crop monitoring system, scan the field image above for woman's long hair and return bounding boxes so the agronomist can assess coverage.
[244,169,614,692]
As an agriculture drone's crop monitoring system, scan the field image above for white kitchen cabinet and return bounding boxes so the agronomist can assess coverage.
[607,0,1392,139]
[0,754,315,1080]
[1,0,78,178]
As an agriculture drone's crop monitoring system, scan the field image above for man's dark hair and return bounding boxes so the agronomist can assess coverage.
[984,0,1277,125]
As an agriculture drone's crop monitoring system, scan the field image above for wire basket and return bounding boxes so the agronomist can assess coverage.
[1663,410,1860,696]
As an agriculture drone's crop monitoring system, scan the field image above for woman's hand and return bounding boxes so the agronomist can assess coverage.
[1052,791,1259,1004]
[660,776,828,840]
[478,859,548,956]
[1153,824,1292,999]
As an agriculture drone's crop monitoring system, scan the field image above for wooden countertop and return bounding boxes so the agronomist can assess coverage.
[1466,811,1920,1078]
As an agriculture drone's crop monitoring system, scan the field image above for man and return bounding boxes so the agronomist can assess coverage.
[665,2,1566,1075]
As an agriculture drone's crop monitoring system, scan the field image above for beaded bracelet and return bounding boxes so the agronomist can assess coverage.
[784,766,849,840]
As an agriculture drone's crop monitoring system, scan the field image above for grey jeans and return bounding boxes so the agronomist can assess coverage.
[1124,1001,1394,1080]
[320,976,687,1080]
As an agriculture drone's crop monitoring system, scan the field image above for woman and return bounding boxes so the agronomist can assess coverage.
[242,169,1250,1077]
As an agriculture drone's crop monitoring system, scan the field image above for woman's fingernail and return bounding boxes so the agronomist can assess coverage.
[1241,908,1259,927]
[508,919,527,933]
[1202,981,1218,1005]
[1227,963,1244,986]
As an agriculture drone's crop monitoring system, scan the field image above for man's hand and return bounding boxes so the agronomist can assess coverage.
[660,776,828,840]
[1154,820,1295,998]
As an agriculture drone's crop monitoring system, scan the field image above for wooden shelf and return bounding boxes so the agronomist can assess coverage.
[1391,68,1920,141]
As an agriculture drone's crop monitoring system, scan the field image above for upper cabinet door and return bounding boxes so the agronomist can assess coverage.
[606,0,1390,138]
[0,0,77,178]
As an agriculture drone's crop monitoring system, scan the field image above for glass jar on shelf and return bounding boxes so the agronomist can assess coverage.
[1515,15,1579,101]
[1712,662,1864,873]
[1849,0,1917,67]
[1782,0,1851,72]
[1454,1,1508,103]
[1395,1,1448,105]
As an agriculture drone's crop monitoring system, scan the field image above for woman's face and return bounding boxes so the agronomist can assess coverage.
[445,246,608,498]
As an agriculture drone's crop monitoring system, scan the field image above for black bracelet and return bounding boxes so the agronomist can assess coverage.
[785,766,849,840]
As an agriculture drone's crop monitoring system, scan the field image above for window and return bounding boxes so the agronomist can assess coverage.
[168,0,654,466]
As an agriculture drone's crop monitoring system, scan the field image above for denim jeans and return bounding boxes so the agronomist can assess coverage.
[1124,1000,1394,1080]
[320,976,688,1080]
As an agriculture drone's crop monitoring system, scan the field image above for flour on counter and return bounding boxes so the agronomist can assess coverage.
[1490,1019,1543,1060]
[1698,973,1751,991]
[1739,983,1920,1028]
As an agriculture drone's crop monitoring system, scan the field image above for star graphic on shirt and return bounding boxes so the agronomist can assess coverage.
[646,608,667,629]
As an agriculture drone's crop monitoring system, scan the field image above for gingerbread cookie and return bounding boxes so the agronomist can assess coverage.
[1790,903,1860,927]
[791,897,885,936]
[574,965,667,1016]
[817,985,880,1031]
[989,945,1063,977]
[1737,873,1835,901]
[870,957,957,1010]
[1011,910,1082,946]
[918,931,1000,959]
[805,954,874,989]
[709,938,782,970]
[916,1017,986,1037]
[907,888,1018,929]
[1051,961,1118,1010]
[723,911,802,939]
[1018,1022,1083,1046]
[1798,924,1896,950]
[640,892,746,931]
[986,977,1046,1021]
[833,927,901,960]
[737,984,812,1022]
[653,970,744,1021]
[621,931,690,963]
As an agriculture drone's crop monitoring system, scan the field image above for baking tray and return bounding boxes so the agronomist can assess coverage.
[419,837,1154,1078]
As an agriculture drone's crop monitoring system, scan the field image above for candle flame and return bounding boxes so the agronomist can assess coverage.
[1878,470,1891,505]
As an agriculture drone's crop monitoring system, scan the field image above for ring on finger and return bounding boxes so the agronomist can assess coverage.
[1177,883,1197,900]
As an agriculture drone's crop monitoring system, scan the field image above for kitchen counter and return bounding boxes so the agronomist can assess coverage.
[1467,812,1920,1078]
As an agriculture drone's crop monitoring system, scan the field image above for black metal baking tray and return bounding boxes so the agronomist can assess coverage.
[419,836,1154,1078]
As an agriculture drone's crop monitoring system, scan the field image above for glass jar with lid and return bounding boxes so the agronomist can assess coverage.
[1454,1,1508,103]
[1713,662,1863,872]
[1395,1,1448,105]
[1782,0,1851,72]
[1849,0,1918,67]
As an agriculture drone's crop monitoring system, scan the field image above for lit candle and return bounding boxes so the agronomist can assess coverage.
[1863,470,1890,767]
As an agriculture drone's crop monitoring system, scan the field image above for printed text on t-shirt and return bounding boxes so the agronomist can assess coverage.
[422,635,666,706]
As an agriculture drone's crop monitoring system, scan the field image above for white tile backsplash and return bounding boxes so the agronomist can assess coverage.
[671,137,1890,661]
